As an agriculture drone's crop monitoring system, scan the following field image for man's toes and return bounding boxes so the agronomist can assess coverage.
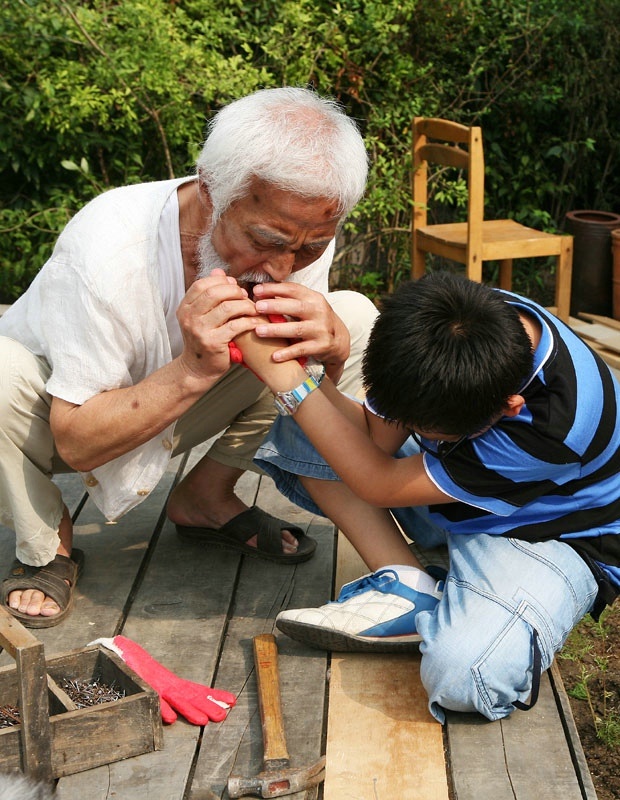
[281,529,299,554]
[39,599,62,617]
[7,589,23,610]
[8,588,59,617]
[244,530,299,553]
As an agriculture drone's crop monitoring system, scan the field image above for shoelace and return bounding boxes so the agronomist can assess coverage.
[337,569,399,603]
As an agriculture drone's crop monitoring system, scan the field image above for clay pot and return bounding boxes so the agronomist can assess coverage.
[565,210,620,317]
[612,229,620,320]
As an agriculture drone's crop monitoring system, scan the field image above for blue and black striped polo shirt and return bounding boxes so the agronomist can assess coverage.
[424,291,620,597]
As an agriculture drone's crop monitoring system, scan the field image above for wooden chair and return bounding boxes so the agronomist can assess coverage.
[411,117,573,321]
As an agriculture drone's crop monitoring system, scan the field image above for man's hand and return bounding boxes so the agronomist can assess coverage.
[177,269,259,382]
[50,270,260,472]
[252,282,350,383]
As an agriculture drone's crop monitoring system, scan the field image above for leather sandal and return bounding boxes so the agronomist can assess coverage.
[175,506,316,564]
[1,549,85,628]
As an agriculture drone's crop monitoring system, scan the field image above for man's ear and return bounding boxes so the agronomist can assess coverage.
[197,178,212,205]
[503,394,525,418]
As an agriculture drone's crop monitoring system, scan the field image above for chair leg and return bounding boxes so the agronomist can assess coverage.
[498,259,513,291]
[412,244,427,280]
[555,237,573,323]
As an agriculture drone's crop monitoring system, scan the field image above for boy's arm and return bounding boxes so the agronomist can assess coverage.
[235,319,370,432]
[365,407,410,454]
[236,329,454,508]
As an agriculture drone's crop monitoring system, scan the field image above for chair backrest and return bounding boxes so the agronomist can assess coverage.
[412,117,485,266]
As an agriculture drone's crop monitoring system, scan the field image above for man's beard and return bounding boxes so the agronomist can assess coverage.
[197,233,274,296]
[197,233,232,278]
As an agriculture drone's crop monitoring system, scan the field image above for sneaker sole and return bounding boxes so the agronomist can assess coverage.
[276,618,422,653]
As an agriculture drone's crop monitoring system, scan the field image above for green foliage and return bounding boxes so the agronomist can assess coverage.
[1,0,619,302]
[560,606,620,749]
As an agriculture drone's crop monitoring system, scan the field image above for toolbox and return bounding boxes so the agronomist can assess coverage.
[0,606,163,781]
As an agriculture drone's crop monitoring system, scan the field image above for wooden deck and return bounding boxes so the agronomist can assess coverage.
[0,443,599,799]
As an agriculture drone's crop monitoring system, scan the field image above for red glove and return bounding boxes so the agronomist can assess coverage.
[92,635,236,725]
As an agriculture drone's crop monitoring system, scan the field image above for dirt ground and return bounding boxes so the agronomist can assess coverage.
[557,602,620,800]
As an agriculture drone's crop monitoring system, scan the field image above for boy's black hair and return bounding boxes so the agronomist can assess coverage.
[362,271,534,435]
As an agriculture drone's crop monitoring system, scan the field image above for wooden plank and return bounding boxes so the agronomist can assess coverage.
[56,447,253,798]
[577,312,620,332]
[569,319,620,355]
[589,345,620,370]
[191,478,334,800]
[15,638,54,781]
[549,660,599,800]
[446,712,514,799]
[447,672,588,799]
[502,675,588,798]
[56,466,331,800]
[323,534,449,800]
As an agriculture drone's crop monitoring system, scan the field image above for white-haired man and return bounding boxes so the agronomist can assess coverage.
[0,87,377,627]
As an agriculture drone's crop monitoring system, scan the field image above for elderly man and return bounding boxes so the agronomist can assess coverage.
[0,86,377,626]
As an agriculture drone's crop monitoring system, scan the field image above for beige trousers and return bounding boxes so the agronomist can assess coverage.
[0,291,377,564]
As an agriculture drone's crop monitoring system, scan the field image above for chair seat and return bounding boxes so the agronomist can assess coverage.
[417,219,567,260]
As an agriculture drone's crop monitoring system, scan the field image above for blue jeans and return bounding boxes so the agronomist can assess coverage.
[255,416,599,723]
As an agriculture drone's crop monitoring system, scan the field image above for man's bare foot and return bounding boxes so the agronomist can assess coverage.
[167,489,299,554]
[167,457,299,554]
[8,586,64,618]
[6,506,74,620]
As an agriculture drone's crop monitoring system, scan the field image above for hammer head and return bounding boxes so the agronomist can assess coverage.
[227,756,325,798]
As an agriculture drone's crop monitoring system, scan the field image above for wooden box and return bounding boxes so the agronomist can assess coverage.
[0,609,163,780]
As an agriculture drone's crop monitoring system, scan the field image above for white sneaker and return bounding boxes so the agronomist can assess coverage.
[275,568,443,653]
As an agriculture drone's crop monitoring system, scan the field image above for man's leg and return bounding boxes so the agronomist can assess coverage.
[416,533,598,722]
[168,290,378,553]
[0,337,74,619]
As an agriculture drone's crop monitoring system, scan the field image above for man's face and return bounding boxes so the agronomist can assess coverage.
[198,178,341,291]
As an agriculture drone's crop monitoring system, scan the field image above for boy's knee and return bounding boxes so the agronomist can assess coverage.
[419,612,541,722]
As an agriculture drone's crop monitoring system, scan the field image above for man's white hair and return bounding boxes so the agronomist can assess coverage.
[0,773,55,799]
[196,86,368,220]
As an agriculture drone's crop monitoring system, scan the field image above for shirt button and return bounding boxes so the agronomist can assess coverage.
[162,438,172,450]
[136,489,150,497]
[84,475,99,487]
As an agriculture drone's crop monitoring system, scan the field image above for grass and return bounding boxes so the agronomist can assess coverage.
[559,606,620,749]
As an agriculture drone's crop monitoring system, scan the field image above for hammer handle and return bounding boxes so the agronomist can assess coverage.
[253,633,289,765]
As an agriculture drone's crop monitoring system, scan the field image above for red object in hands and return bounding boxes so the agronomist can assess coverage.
[228,341,245,364]
[96,635,236,725]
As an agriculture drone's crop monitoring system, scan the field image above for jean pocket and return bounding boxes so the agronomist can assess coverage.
[471,602,542,719]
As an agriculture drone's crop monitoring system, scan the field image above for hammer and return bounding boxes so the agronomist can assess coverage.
[227,633,326,798]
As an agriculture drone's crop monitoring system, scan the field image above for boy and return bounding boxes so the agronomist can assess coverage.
[237,271,620,722]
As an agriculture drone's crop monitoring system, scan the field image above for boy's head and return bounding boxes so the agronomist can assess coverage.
[362,271,534,436]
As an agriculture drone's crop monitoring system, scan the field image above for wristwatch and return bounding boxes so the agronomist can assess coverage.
[273,358,326,416]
